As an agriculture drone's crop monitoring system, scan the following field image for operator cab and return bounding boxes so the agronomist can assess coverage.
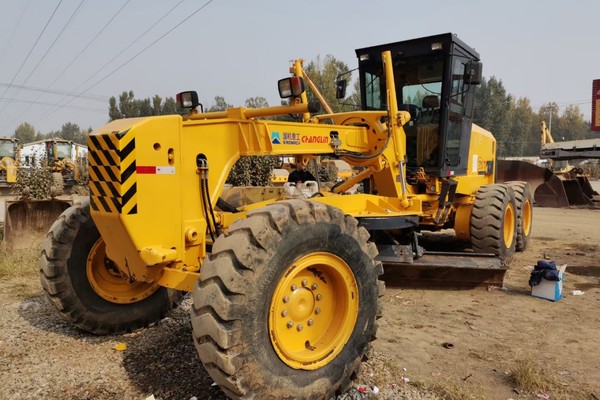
[355,33,482,181]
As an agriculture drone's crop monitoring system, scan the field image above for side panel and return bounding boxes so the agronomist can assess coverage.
[455,123,495,195]
[89,116,183,282]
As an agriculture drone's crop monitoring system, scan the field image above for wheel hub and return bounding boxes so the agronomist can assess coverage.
[86,238,159,304]
[269,252,358,370]
[503,202,516,247]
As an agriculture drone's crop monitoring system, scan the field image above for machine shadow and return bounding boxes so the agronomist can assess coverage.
[120,300,227,400]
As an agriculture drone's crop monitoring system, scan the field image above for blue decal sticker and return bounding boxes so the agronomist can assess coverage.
[271,131,281,144]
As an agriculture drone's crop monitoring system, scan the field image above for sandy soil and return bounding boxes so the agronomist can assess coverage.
[375,205,600,399]
[0,205,599,400]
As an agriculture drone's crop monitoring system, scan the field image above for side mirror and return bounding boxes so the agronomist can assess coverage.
[463,61,483,85]
[335,79,347,99]
[176,91,199,109]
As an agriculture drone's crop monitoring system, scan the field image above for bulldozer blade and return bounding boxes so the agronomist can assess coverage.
[377,250,507,289]
[497,159,570,207]
[534,174,570,207]
[4,199,72,249]
[577,176,599,199]
[560,178,594,206]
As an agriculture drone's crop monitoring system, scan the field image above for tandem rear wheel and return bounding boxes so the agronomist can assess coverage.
[470,183,518,263]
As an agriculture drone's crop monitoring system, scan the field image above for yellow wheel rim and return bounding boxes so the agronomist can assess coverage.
[86,238,159,304]
[503,202,516,248]
[522,198,532,237]
[269,252,359,370]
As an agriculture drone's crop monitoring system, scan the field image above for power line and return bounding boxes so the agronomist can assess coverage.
[2,0,131,132]
[18,0,88,94]
[0,0,64,120]
[0,0,31,66]
[0,82,106,102]
[43,0,132,92]
[31,0,186,127]
[86,0,215,92]
[532,99,592,110]
[36,0,215,126]
[0,97,105,113]
[0,0,87,124]
[73,0,187,97]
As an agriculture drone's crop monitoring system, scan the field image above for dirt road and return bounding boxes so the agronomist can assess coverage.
[375,205,600,399]
[1,205,599,399]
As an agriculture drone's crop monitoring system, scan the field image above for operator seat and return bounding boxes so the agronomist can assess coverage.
[421,95,439,124]
[418,95,440,166]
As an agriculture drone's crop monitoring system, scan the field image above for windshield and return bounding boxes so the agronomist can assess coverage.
[55,143,71,159]
[362,54,444,114]
[0,141,15,158]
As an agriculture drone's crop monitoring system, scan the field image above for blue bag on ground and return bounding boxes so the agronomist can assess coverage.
[529,260,560,287]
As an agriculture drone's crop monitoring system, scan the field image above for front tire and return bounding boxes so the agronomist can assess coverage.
[191,200,383,399]
[40,199,182,335]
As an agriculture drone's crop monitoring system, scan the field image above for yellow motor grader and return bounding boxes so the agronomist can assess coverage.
[41,33,531,399]
[0,137,19,190]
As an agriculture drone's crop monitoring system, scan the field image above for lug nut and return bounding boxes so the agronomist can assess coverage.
[287,321,294,329]
[316,294,322,301]
[315,307,321,315]
[283,296,289,303]
[297,324,304,331]
[302,279,308,287]
[311,283,318,290]
[281,310,288,317]
[307,319,314,326]
[291,284,297,291]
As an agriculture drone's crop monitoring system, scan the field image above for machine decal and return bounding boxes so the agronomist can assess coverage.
[88,128,138,215]
[301,135,329,144]
[136,166,176,174]
[270,131,281,144]
[282,132,300,145]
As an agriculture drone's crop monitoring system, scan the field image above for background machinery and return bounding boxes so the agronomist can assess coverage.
[0,137,19,192]
[20,137,88,192]
[498,121,599,207]
[2,138,85,248]
[41,33,531,399]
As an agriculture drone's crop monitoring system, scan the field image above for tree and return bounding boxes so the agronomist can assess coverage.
[508,97,534,156]
[208,96,232,112]
[60,122,81,143]
[225,96,280,186]
[108,96,122,121]
[303,55,353,113]
[554,105,588,141]
[108,91,182,121]
[162,97,179,115]
[245,97,269,109]
[473,77,515,157]
[14,122,36,144]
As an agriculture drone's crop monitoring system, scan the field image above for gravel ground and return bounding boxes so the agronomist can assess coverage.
[0,285,434,400]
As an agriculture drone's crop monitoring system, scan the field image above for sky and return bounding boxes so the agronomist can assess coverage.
[0,0,598,136]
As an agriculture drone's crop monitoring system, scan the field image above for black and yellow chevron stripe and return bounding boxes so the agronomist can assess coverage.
[88,129,138,215]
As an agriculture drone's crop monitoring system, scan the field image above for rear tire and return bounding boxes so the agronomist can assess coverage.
[506,181,533,251]
[51,172,64,196]
[40,199,182,335]
[470,183,517,263]
[191,199,383,399]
